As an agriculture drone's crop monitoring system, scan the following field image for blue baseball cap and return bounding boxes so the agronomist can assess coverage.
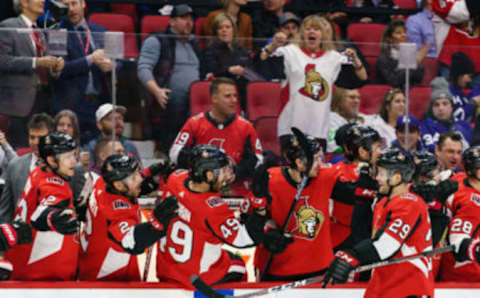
[396,115,420,131]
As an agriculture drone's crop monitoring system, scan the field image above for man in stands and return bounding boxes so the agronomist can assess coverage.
[169,77,263,194]
[0,113,53,223]
[137,4,200,154]
[55,0,112,144]
[5,132,79,280]
[157,145,267,287]
[435,132,463,172]
[78,154,177,281]
[84,103,142,167]
[324,148,434,298]
[391,115,425,155]
[91,138,125,175]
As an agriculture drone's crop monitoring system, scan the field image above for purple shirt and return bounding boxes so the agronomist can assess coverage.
[406,9,437,58]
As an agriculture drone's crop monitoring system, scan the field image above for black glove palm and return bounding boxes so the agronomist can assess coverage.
[323,250,359,288]
[236,137,258,181]
[153,195,179,230]
[51,209,79,235]
[263,228,293,253]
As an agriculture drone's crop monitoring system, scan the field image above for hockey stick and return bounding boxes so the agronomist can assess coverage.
[191,245,454,298]
[260,174,308,280]
[143,244,153,282]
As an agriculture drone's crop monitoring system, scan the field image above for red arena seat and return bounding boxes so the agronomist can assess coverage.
[140,15,170,42]
[189,81,212,116]
[254,116,280,157]
[409,87,432,120]
[194,17,208,50]
[419,57,440,87]
[110,3,138,23]
[246,82,282,121]
[347,23,386,57]
[88,13,138,59]
[359,84,393,115]
[393,0,418,9]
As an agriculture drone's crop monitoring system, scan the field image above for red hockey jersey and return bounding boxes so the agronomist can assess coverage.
[5,166,79,280]
[254,166,340,278]
[156,171,254,288]
[169,112,263,165]
[78,178,141,281]
[330,161,359,249]
[365,192,434,298]
[439,180,480,281]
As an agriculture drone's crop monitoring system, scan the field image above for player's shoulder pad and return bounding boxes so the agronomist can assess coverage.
[237,115,252,125]
[205,195,226,208]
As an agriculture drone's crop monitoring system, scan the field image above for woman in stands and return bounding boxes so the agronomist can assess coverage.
[201,13,253,111]
[376,19,429,87]
[363,88,406,147]
[54,109,81,146]
[258,14,366,148]
[203,0,252,50]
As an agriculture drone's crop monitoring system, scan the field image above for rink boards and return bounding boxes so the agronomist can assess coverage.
[1,282,480,297]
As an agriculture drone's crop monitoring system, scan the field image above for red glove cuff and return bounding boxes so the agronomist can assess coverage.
[335,250,360,267]
[467,239,480,262]
[249,195,267,210]
[0,224,18,247]
[354,188,377,199]
[140,168,151,178]
[148,212,164,231]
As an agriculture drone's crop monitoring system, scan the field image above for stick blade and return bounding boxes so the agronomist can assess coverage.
[190,275,226,298]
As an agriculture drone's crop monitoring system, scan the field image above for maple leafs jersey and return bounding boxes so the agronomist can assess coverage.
[169,112,263,165]
[5,166,79,280]
[78,178,141,281]
[255,166,340,278]
[156,170,254,288]
[439,180,480,281]
[366,192,434,298]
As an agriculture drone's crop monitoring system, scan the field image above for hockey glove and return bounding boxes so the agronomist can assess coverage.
[411,182,437,203]
[263,228,293,253]
[177,146,193,169]
[236,137,258,181]
[0,258,12,281]
[454,238,480,264]
[0,221,32,251]
[435,179,458,204]
[323,250,359,288]
[140,160,173,196]
[48,208,79,235]
[150,195,179,231]
[354,166,377,204]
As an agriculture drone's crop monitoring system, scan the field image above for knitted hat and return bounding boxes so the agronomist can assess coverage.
[450,51,475,80]
[430,77,453,103]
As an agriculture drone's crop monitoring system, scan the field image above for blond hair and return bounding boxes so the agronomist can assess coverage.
[297,15,336,52]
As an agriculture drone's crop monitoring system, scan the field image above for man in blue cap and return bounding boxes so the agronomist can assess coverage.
[391,114,425,155]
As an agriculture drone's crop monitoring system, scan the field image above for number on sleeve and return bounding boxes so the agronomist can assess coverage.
[388,218,411,240]
[175,132,190,146]
[14,198,28,222]
[451,218,472,234]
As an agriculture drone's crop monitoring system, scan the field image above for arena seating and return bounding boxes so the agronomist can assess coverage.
[254,116,281,157]
[393,0,418,9]
[347,23,386,58]
[359,84,393,114]
[140,15,170,42]
[189,81,212,116]
[110,3,138,23]
[246,82,282,121]
[409,87,432,120]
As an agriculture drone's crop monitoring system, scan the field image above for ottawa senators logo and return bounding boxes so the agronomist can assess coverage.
[286,196,324,240]
[298,64,329,102]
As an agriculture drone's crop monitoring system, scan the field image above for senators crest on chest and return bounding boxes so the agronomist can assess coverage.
[285,196,325,241]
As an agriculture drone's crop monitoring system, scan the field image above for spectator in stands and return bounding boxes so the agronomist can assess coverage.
[0,0,64,148]
[91,137,124,175]
[201,13,252,111]
[258,15,366,146]
[376,19,428,87]
[204,0,252,50]
[264,12,301,47]
[435,132,463,172]
[448,53,476,122]
[169,77,263,193]
[363,88,406,147]
[0,130,17,178]
[251,0,286,50]
[0,113,53,223]
[54,0,112,146]
[348,0,396,24]
[420,81,472,153]
[84,103,142,167]
[327,87,367,153]
[317,14,368,88]
[137,4,200,154]
[391,114,425,155]
[406,0,437,58]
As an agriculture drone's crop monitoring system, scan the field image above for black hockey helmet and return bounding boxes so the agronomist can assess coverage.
[412,150,438,179]
[282,127,321,170]
[189,145,230,183]
[462,145,480,177]
[334,123,359,160]
[345,126,381,160]
[102,154,139,184]
[39,132,77,161]
[376,148,415,182]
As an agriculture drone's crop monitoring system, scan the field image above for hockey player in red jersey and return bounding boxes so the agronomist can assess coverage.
[324,148,434,298]
[0,221,32,280]
[330,124,382,250]
[169,77,263,190]
[78,154,178,281]
[439,145,480,281]
[5,132,80,280]
[157,145,266,288]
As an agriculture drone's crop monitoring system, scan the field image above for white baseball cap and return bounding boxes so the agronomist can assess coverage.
[95,103,127,122]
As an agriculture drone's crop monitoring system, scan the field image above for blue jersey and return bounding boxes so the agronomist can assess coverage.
[450,85,474,122]
[420,118,472,152]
